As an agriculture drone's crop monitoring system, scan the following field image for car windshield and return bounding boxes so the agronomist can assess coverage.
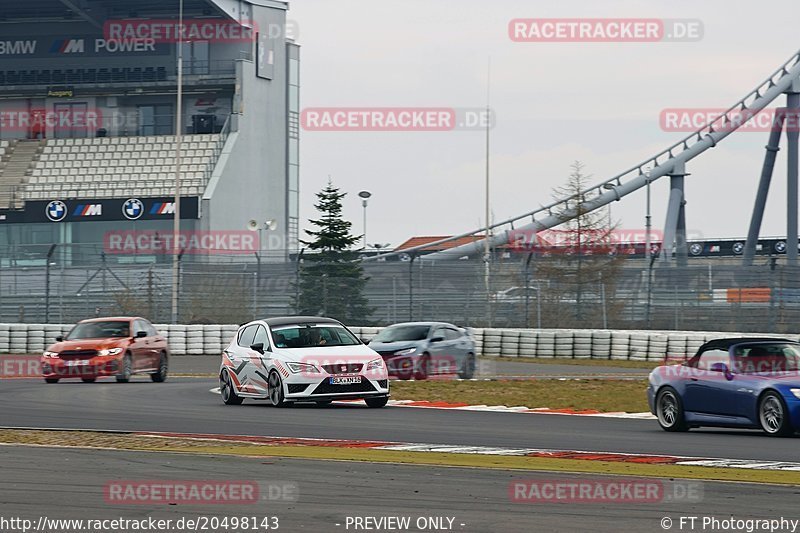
[66,321,130,340]
[732,343,800,373]
[270,324,360,348]
[373,325,431,342]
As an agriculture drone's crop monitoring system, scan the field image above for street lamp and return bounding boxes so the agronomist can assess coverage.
[358,190,371,249]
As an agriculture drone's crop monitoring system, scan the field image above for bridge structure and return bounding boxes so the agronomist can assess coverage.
[366,49,800,267]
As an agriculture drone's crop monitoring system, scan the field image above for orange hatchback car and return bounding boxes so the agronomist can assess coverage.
[41,317,169,384]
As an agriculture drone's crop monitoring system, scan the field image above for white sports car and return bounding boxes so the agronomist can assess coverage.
[219,316,390,407]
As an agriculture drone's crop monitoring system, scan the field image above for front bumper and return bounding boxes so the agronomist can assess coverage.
[284,375,389,400]
[380,354,423,377]
[646,384,657,415]
[41,357,120,378]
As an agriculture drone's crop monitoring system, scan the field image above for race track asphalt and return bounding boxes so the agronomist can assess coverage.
[167,355,650,379]
[0,377,798,462]
[1,445,796,532]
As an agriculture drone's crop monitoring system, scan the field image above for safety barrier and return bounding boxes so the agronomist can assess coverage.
[1,323,796,361]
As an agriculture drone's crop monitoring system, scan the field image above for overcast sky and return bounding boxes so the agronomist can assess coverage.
[289,0,800,248]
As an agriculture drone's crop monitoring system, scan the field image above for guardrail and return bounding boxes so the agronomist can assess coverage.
[1,323,796,361]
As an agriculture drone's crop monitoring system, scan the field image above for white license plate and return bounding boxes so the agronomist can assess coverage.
[66,360,89,367]
[330,376,361,385]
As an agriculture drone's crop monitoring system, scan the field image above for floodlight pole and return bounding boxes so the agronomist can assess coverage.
[484,58,492,327]
[171,0,184,324]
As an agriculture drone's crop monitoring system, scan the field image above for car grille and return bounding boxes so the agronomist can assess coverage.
[59,349,98,358]
[311,380,376,395]
[377,380,388,388]
[322,363,363,374]
[287,384,310,394]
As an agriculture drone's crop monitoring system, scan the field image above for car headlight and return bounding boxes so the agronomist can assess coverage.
[98,348,123,356]
[286,362,319,374]
[366,358,384,371]
[42,351,60,358]
[790,388,800,399]
[395,348,417,355]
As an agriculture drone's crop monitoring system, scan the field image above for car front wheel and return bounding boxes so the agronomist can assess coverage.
[365,396,389,408]
[220,370,243,405]
[759,391,793,437]
[656,387,688,432]
[268,370,287,407]
[116,353,132,383]
[151,352,168,382]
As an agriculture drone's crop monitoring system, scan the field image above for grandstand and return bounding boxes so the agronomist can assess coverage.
[23,134,222,201]
[0,0,299,259]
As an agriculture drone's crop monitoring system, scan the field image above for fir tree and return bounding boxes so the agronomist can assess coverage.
[295,181,373,324]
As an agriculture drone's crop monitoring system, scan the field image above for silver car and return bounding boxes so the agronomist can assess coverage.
[368,322,476,380]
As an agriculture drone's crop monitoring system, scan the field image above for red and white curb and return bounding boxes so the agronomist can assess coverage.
[388,400,656,419]
[3,426,798,472]
[135,430,800,472]
[208,387,655,419]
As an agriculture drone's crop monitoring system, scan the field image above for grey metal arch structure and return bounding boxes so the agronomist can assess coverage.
[366,48,800,263]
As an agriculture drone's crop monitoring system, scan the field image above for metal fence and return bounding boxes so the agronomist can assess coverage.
[0,243,797,333]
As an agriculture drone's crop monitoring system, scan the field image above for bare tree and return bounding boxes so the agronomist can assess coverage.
[535,161,623,326]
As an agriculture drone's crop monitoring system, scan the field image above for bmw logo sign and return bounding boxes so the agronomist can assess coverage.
[689,243,703,256]
[122,198,144,220]
[732,242,744,255]
[45,200,67,222]
[775,241,787,253]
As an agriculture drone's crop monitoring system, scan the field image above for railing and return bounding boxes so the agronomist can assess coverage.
[0,246,798,333]
[0,61,236,88]
[368,49,800,260]
[203,114,231,181]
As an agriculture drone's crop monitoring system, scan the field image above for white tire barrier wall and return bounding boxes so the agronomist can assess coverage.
[537,330,556,358]
[610,331,630,360]
[629,332,650,361]
[519,330,537,357]
[555,330,574,358]
[573,330,592,359]
[0,323,795,361]
[649,333,669,361]
[592,330,612,359]
[500,329,521,357]
[0,324,9,353]
[482,328,502,357]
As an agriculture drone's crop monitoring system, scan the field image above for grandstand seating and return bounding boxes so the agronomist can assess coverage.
[20,134,222,200]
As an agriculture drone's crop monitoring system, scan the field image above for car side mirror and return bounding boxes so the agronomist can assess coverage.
[56,336,63,342]
[250,342,265,354]
[361,338,370,345]
[710,362,733,380]
[136,331,147,338]
[430,336,444,343]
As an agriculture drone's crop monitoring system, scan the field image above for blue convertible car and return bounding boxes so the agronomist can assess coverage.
[647,338,800,436]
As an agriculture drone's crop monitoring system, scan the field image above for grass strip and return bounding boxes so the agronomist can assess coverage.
[0,429,797,485]
[389,379,651,413]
